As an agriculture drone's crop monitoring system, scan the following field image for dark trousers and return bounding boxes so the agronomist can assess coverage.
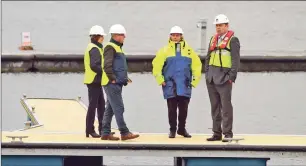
[86,84,105,133]
[206,80,233,137]
[167,96,190,132]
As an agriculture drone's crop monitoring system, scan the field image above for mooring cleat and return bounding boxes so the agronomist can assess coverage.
[6,135,29,143]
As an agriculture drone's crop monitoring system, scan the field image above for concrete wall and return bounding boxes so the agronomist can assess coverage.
[2,54,306,73]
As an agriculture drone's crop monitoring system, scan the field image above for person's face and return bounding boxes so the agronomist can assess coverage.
[170,33,182,42]
[113,34,126,43]
[215,23,229,35]
[97,36,104,43]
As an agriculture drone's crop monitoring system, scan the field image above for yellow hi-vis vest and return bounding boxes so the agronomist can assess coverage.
[208,35,233,68]
[83,43,103,84]
[101,42,125,86]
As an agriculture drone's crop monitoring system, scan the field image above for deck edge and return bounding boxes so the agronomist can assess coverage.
[1,142,306,152]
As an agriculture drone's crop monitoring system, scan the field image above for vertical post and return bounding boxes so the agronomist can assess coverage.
[174,157,183,166]
[197,19,208,55]
[64,156,103,166]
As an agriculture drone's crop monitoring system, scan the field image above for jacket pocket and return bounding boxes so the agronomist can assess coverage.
[162,80,175,97]
[184,68,192,88]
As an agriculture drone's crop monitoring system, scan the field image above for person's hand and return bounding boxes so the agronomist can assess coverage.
[127,78,132,83]
[162,82,166,86]
[229,80,232,84]
[111,80,116,84]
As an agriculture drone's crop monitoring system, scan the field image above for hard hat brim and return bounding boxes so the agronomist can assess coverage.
[109,32,126,35]
[90,33,107,36]
[213,21,229,25]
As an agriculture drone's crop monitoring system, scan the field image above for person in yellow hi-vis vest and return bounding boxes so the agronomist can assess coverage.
[100,24,139,141]
[205,14,240,142]
[84,25,107,138]
[152,26,202,138]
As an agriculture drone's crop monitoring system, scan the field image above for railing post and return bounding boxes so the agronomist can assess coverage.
[174,157,183,166]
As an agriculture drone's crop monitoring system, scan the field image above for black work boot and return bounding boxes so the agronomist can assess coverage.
[169,131,176,138]
[177,129,191,138]
[206,135,222,141]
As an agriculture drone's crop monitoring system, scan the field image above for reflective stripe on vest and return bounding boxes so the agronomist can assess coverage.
[101,42,128,86]
[83,43,103,84]
[208,35,233,68]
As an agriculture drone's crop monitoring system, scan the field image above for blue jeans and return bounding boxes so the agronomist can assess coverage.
[102,83,129,135]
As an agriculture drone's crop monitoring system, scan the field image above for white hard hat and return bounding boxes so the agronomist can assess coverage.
[109,24,126,34]
[89,25,106,36]
[213,14,229,24]
[170,26,184,34]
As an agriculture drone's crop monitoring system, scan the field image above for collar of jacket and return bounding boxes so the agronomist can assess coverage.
[168,39,186,48]
[218,31,228,40]
[110,38,123,48]
[90,40,103,49]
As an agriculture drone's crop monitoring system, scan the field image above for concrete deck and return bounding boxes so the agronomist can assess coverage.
[2,96,306,151]
[1,95,306,166]
[18,97,111,133]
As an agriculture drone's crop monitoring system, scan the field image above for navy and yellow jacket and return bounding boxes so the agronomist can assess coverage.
[152,39,202,99]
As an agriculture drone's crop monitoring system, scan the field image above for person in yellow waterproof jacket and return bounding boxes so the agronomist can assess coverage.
[152,26,202,138]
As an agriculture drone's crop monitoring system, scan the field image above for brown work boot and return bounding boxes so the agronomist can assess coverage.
[121,132,140,141]
[101,134,120,141]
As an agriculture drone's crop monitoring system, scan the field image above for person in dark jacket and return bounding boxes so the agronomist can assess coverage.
[83,25,107,138]
[100,24,139,141]
[205,14,240,142]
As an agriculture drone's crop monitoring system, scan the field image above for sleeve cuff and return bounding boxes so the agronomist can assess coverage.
[155,75,165,85]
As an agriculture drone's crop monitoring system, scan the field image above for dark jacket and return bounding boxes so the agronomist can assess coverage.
[205,36,240,85]
[88,39,103,84]
[103,38,123,82]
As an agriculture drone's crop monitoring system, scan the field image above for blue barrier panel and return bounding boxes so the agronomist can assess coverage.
[2,155,63,166]
[183,157,270,166]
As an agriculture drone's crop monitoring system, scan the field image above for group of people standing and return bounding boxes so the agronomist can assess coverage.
[84,14,240,142]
